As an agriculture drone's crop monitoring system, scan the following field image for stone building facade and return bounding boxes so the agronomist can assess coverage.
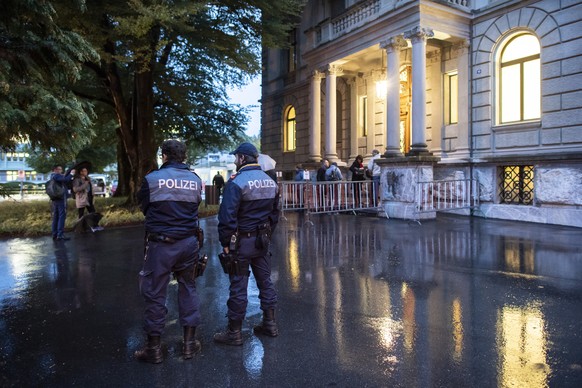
[261,0,582,227]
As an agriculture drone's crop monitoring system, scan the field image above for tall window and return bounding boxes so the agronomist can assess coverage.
[284,105,296,151]
[445,72,458,125]
[499,33,540,124]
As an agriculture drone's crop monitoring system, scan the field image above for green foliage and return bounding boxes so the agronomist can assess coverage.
[0,196,219,237]
[63,0,305,143]
[1,0,305,198]
[0,0,99,155]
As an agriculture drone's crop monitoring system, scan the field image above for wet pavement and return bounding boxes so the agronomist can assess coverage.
[1,212,582,387]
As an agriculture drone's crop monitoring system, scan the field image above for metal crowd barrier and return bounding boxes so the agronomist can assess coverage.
[415,179,480,214]
[279,181,382,217]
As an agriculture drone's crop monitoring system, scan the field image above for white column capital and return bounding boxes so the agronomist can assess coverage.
[312,69,325,80]
[404,26,434,44]
[380,35,407,53]
[327,64,343,76]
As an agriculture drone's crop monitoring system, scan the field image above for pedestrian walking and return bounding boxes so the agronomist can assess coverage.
[135,139,204,363]
[215,142,280,346]
[212,171,225,197]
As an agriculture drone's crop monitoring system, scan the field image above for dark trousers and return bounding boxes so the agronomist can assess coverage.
[139,235,201,336]
[51,199,67,238]
[78,204,95,219]
[227,235,277,321]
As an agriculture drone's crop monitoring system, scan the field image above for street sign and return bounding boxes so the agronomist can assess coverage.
[18,170,25,181]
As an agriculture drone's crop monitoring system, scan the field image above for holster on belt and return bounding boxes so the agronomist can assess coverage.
[255,223,271,250]
[218,252,250,277]
[193,254,208,277]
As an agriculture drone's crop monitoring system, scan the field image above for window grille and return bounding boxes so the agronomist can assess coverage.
[499,166,534,205]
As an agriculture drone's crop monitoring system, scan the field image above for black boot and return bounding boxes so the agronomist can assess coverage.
[134,335,163,364]
[213,319,243,346]
[253,308,279,337]
[183,326,201,359]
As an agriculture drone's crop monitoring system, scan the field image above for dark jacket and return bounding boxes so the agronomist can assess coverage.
[349,161,365,181]
[212,174,225,188]
[137,161,202,239]
[218,163,280,247]
[316,167,327,182]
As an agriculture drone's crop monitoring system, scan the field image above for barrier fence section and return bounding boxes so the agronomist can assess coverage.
[415,179,480,215]
[279,181,382,216]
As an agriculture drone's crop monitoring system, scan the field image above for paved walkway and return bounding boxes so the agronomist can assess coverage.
[1,213,581,387]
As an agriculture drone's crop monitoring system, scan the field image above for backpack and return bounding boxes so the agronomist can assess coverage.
[327,167,340,181]
[46,178,66,200]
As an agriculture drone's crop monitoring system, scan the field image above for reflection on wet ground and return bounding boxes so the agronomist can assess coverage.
[1,213,581,387]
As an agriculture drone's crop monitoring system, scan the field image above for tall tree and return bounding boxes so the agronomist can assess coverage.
[56,0,304,203]
[0,0,98,159]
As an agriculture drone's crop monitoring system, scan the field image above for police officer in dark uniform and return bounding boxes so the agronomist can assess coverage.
[214,142,280,346]
[135,139,204,363]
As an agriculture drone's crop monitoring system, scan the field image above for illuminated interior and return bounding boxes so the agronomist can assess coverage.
[284,105,296,151]
[500,34,541,123]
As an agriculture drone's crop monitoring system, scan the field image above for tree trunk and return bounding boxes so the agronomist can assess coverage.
[101,31,159,206]
[106,69,156,205]
[127,69,158,205]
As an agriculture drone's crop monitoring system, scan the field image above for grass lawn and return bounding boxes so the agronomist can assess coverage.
[0,196,218,238]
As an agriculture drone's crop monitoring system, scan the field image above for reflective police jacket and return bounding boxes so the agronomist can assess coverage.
[218,163,280,247]
[137,161,202,239]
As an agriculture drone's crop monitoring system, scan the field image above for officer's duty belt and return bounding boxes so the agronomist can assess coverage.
[238,223,270,238]
[147,233,178,243]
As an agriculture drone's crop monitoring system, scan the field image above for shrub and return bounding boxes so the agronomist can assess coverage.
[0,196,219,237]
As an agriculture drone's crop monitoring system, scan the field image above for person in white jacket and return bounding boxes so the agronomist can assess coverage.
[367,149,381,204]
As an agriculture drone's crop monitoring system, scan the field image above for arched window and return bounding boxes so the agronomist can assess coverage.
[284,105,296,151]
[498,33,540,124]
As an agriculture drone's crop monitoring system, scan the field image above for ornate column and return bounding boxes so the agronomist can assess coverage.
[348,77,358,161]
[455,40,470,158]
[381,36,407,157]
[404,26,434,155]
[428,49,443,155]
[325,64,341,161]
[309,70,324,162]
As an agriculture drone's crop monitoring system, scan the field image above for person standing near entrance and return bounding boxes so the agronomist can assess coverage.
[350,155,365,207]
[135,139,204,363]
[367,149,382,204]
[214,142,280,346]
[316,159,329,182]
[49,165,75,241]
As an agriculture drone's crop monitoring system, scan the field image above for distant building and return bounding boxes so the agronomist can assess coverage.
[261,0,582,227]
[0,146,48,183]
[192,152,236,185]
